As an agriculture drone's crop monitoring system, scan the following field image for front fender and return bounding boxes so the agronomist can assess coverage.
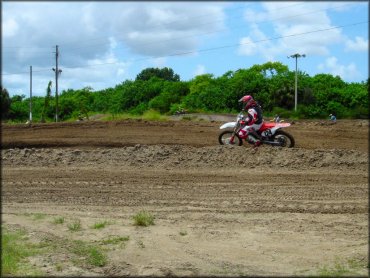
[220,122,236,129]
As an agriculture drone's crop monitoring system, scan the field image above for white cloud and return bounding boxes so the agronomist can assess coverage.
[2,2,226,75]
[345,36,368,52]
[151,57,167,68]
[194,64,206,77]
[2,2,227,95]
[318,56,360,79]
[3,18,19,37]
[237,37,257,55]
[238,2,346,59]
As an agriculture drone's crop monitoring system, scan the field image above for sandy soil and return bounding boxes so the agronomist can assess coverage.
[1,116,369,276]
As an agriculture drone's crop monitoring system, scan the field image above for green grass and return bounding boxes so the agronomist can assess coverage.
[55,263,63,272]
[142,109,168,121]
[100,235,130,245]
[53,216,65,224]
[91,220,109,229]
[133,211,155,227]
[316,257,368,277]
[101,113,138,121]
[68,219,82,232]
[1,228,42,276]
[32,213,46,220]
[71,240,107,267]
[101,110,168,122]
[179,230,188,236]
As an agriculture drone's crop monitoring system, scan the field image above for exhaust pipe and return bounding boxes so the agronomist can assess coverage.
[262,140,282,146]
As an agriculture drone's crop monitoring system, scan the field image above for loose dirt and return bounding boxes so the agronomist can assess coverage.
[1,117,368,276]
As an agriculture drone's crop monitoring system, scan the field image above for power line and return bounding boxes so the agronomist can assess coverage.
[56,2,352,61]
[2,20,367,76]
[61,2,311,51]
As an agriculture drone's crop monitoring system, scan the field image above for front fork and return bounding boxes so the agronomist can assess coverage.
[229,125,242,144]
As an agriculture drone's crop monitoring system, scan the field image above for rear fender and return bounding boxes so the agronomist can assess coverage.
[271,123,291,134]
[260,122,291,135]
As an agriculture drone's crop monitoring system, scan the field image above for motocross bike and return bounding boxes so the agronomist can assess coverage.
[218,112,295,147]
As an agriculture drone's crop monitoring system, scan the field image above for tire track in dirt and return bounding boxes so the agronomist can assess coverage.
[3,164,367,214]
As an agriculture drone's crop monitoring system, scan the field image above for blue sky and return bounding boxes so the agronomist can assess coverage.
[2,1,369,97]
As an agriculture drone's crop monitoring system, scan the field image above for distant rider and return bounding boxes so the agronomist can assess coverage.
[273,114,281,123]
[238,95,263,147]
[329,114,336,124]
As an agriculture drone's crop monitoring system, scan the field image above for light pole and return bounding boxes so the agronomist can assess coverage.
[29,66,32,124]
[288,53,305,111]
[52,67,62,122]
[53,45,62,122]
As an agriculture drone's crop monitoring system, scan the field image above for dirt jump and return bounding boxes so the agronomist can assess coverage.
[2,116,368,276]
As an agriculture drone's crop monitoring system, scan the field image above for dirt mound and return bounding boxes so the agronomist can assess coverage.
[2,118,368,152]
[2,145,367,171]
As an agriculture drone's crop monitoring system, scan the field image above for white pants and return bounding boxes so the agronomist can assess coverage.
[242,122,263,133]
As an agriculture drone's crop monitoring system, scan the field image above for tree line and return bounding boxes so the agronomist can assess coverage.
[1,62,368,122]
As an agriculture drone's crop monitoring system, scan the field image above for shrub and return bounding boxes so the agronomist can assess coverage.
[133,211,155,226]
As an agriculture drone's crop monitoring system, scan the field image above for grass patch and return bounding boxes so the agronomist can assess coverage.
[181,116,194,121]
[68,219,82,232]
[142,109,168,121]
[179,230,188,236]
[53,216,65,224]
[1,228,42,276]
[101,235,130,245]
[101,113,138,121]
[133,211,155,227]
[91,220,109,229]
[71,240,107,267]
[55,263,63,272]
[101,110,168,122]
[316,257,368,277]
[32,213,46,220]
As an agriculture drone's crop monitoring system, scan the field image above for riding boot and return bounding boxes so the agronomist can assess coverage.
[247,134,261,147]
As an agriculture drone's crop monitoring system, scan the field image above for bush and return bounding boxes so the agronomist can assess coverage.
[133,211,155,226]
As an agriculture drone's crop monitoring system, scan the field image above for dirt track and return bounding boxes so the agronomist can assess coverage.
[1,117,369,276]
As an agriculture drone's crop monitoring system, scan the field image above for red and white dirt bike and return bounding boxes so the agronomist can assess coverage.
[218,112,295,147]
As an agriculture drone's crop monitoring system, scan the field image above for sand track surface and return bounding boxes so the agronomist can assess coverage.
[2,117,368,276]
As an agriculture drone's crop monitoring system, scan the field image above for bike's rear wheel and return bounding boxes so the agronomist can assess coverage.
[218,130,243,146]
[272,130,295,148]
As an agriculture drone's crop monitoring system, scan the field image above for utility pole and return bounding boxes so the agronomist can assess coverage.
[53,45,62,122]
[29,66,32,123]
[288,53,305,111]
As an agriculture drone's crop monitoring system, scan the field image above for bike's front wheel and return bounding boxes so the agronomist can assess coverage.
[218,130,243,146]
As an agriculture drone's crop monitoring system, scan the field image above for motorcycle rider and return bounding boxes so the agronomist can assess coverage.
[329,113,337,124]
[238,95,263,147]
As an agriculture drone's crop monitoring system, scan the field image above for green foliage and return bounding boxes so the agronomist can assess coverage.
[136,67,180,81]
[41,81,53,123]
[1,87,12,119]
[133,211,155,226]
[5,64,368,122]
[8,95,29,122]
